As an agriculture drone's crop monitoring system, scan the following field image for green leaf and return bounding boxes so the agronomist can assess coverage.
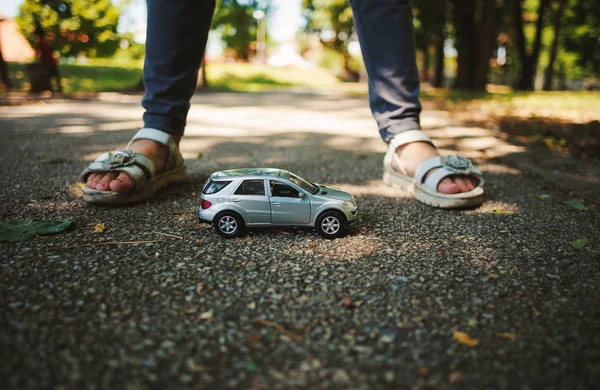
[0,217,74,242]
[487,208,514,215]
[563,200,588,211]
[569,238,588,250]
[538,194,551,200]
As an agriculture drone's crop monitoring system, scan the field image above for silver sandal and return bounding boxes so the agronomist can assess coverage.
[81,128,188,205]
[382,130,484,208]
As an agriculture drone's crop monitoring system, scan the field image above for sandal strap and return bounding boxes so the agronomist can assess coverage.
[414,155,484,193]
[129,128,183,171]
[384,130,434,174]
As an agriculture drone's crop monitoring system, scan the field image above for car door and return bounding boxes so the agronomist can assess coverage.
[269,180,311,224]
[231,179,270,224]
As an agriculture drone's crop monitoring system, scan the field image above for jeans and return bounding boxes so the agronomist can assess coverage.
[142,0,422,142]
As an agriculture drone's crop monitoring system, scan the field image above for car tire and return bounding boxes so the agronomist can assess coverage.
[315,210,347,239]
[214,211,246,238]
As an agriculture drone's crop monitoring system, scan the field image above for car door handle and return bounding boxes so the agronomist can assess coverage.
[272,202,281,206]
[232,198,241,202]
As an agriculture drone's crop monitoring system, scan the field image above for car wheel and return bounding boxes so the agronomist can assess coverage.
[214,211,245,238]
[316,210,347,239]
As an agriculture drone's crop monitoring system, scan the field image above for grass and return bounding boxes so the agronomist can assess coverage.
[5,62,142,94]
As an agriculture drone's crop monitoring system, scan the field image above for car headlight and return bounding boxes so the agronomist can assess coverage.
[343,201,357,211]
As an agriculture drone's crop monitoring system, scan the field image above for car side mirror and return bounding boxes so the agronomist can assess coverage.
[299,192,306,199]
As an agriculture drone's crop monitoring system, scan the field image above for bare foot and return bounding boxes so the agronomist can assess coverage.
[396,142,477,194]
[85,138,178,193]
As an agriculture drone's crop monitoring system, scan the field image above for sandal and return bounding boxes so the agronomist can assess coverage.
[81,128,188,205]
[382,130,484,208]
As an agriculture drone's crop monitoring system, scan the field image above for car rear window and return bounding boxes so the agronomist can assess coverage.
[203,180,231,194]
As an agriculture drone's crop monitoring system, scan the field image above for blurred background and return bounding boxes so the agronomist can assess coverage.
[0,0,598,94]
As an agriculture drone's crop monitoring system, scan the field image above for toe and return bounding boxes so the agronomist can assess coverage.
[437,177,461,194]
[453,176,472,193]
[465,176,477,191]
[86,173,100,189]
[96,172,119,191]
[109,172,134,193]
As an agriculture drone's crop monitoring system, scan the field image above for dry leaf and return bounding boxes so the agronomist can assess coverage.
[418,367,430,376]
[496,332,516,341]
[340,296,352,308]
[488,208,514,215]
[449,371,465,384]
[92,223,105,233]
[488,273,499,280]
[453,331,479,347]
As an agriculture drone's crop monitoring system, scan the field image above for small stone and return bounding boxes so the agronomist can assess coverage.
[332,369,350,385]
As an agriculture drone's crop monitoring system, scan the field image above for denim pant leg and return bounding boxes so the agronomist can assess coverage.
[349,0,422,143]
[142,0,216,137]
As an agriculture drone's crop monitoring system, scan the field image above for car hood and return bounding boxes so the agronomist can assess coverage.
[314,184,353,202]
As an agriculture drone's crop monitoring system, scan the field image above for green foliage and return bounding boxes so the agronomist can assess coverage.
[302,0,359,78]
[212,0,268,61]
[562,0,600,76]
[17,0,123,59]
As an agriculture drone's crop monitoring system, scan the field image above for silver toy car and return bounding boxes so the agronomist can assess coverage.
[198,168,357,239]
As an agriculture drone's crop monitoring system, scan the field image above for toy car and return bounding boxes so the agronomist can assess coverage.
[198,168,357,239]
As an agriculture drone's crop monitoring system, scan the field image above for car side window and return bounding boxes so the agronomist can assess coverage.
[234,180,265,195]
[270,181,300,198]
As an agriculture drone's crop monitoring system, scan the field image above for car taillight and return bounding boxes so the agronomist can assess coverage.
[201,199,212,209]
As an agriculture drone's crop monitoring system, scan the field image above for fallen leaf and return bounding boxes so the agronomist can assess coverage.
[537,194,551,200]
[92,223,105,233]
[329,163,339,169]
[0,217,74,242]
[563,200,588,211]
[488,273,499,280]
[197,152,204,159]
[418,367,430,376]
[340,296,353,308]
[449,371,465,384]
[199,310,213,320]
[496,332,516,341]
[569,238,588,250]
[487,208,514,215]
[453,331,479,347]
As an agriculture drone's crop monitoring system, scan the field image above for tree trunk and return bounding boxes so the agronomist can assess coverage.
[421,41,430,83]
[0,40,12,90]
[453,0,477,89]
[514,0,550,90]
[432,0,446,88]
[473,0,496,89]
[543,0,566,91]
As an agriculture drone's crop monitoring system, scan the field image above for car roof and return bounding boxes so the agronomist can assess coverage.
[211,168,291,180]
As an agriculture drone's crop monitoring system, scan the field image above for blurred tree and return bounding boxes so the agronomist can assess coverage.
[512,0,550,90]
[212,0,267,61]
[302,0,358,81]
[451,0,497,90]
[542,0,566,90]
[562,0,600,79]
[413,0,446,86]
[17,0,122,59]
[0,17,13,90]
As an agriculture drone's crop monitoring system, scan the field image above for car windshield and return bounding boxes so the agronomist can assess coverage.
[284,172,319,194]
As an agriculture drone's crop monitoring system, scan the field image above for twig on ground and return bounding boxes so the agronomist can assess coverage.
[152,231,183,239]
[252,318,304,342]
[9,255,48,269]
[196,237,207,245]
[171,209,196,215]
[64,240,164,249]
